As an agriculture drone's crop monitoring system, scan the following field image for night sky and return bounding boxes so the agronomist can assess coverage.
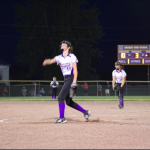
[0,0,150,80]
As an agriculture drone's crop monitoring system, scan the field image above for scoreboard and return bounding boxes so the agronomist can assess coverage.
[118,45,150,65]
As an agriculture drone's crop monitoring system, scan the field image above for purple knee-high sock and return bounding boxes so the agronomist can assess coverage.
[59,103,65,118]
[76,105,86,114]
[52,95,53,99]
[122,99,124,107]
[119,99,123,106]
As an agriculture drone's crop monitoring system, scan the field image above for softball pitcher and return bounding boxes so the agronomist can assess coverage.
[112,61,127,109]
[43,40,91,123]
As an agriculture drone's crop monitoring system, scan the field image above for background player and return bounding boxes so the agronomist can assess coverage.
[21,87,27,97]
[112,61,127,109]
[43,40,91,123]
[50,77,59,99]
[105,81,110,96]
[82,82,89,96]
[2,87,8,97]
[98,84,102,96]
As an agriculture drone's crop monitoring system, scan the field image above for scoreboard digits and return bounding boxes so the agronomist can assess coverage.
[135,53,139,58]
[118,45,150,65]
[120,53,126,58]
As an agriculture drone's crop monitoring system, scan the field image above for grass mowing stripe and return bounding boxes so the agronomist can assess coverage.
[0,99,150,101]
[0,96,149,101]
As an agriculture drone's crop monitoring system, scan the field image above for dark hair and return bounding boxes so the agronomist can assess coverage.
[115,61,124,69]
[115,61,122,66]
[61,40,73,53]
[66,41,73,53]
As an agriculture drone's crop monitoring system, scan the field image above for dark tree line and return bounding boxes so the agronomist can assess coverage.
[14,0,104,80]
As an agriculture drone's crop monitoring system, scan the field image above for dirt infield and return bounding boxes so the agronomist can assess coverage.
[0,101,150,149]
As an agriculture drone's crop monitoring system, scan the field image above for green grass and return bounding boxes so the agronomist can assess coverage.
[0,96,149,101]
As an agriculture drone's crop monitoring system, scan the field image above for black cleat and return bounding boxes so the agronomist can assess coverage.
[84,110,91,121]
[118,104,124,109]
[55,117,67,123]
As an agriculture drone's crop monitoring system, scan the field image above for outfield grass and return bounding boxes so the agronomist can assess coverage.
[0,96,149,101]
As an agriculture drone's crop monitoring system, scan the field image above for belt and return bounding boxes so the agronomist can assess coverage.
[64,74,73,79]
[116,83,121,85]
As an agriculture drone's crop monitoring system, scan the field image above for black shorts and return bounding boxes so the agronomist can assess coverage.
[115,83,126,99]
[84,90,88,93]
[52,88,57,96]
[58,75,77,106]
[22,92,27,94]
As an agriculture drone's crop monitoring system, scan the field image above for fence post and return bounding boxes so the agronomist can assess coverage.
[148,65,149,96]
[126,82,127,96]
[34,83,36,98]
[39,82,40,93]
[9,81,10,97]
[97,81,98,96]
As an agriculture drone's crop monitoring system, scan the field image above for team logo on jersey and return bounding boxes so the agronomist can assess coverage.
[59,62,70,66]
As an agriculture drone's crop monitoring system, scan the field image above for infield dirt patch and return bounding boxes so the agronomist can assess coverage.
[0,101,150,149]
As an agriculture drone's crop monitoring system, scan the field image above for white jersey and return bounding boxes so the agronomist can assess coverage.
[55,53,78,76]
[112,69,127,83]
[51,81,59,88]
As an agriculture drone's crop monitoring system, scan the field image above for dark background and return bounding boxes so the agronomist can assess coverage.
[0,0,150,81]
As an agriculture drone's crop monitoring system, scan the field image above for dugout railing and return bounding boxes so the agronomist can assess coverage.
[0,80,150,97]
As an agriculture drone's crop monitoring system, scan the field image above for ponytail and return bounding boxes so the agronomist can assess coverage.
[122,65,125,70]
[66,40,73,53]
[69,46,73,53]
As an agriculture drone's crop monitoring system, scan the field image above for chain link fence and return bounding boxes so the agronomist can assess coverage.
[0,80,150,97]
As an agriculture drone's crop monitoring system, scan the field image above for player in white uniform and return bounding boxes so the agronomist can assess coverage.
[50,77,59,99]
[112,61,127,109]
[43,40,91,123]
